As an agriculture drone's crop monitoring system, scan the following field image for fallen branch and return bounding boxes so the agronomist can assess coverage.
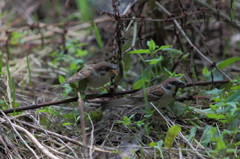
[0,80,230,114]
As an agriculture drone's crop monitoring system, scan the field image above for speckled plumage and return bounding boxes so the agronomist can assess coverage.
[58,61,118,90]
[103,77,185,109]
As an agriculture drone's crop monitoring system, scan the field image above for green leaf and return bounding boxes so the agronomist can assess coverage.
[162,48,182,54]
[201,126,215,146]
[147,40,156,50]
[202,67,210,77]
[204,88,222,95]
[227,90,240,102]
[128,49,151,54]
[187,126,197,141]
[235,141,240,146]
[76,0,92,22]
[164,125,181,149]
[70,63,77,70]
[231,85,240,90]
[76,49,88,57]
[206,113,226,120]
[145,56,163,64]
[93,22,103,49]
[216,139,227,150]
[181,52,190,60]
[58,75,65,84]
[62,122,73,126]
[132,78,146,89]
[159,45,172,50]
[164,67,173,76]
[123,53,131,72]
[218,57,240,69]
[154,140,164,158]
[149,142,157,147]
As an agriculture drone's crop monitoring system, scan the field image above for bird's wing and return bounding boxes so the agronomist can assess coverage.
[131,84,164,101]
[101,98,134,110]
[59,66,94,86]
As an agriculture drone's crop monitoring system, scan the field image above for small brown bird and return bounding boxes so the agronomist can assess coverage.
[103,77,185,108]
[58,61,119,91]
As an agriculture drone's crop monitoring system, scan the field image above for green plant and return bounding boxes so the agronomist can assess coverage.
[193,79,240,157]
[50,41,89,94]
[127,40,184,89]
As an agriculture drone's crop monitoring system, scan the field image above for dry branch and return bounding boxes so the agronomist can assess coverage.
[0,80,230,114]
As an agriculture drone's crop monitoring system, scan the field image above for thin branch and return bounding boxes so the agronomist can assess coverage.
[194,0,240,30]
[0,80,231,114]
[1,112,58,159]
[150,103,206,159]
[14,119,113,153]
[156,2,231,81]
[77,92,88,159]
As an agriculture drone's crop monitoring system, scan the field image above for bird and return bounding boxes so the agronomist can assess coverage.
[57,61,119,91]
[102,77,185,109]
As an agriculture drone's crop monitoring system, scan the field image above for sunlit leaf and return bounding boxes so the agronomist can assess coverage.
[216,138,227,150]
[202,67,210,76]
[164,125,181,149]
[147,40,156,50]
[231,85,240,90]
[149,142,157,147]
[206,113,226,120]
[145,56,163,64]
[76,49,88,57]
[159,45,172,50]
[218,57,240,69]
[93,22,103,48]
[62,122,73,126]
[128,49,151,54]
[58,75,65,84]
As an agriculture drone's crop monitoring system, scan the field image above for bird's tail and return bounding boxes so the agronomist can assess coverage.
[101,98,133,110]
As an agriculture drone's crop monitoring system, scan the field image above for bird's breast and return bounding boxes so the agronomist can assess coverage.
[158,92,174,107]
[88,74,111,88]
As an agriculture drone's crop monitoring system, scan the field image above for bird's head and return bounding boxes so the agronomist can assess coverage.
[161,77,185,95]
[94,61,119,77]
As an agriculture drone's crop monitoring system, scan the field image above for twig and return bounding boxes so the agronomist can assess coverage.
[155,2,231,81]
[0,111,58,159]
[0,80,231,114]
[56,138,80,159]
[77,92,88,159]
[150,103,205,159]
[14,119,113,153]
[194,0,240,30]
[185,80,230,87]
[88,114,94,159]
[121,10,203,22]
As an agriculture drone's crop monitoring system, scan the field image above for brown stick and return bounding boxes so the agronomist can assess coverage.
[77,92,88,158]
[185,80,230,87]
[0,80,230,114]
[13,119,112,153]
